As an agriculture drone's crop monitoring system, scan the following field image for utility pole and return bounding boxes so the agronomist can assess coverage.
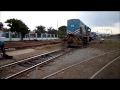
[111,29,112,35]
[106,28,108,37]
[97,30,98,34]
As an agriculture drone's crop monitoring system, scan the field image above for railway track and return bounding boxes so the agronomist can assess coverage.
[41,49,120,79]
[0,48,76,79]
[90,55,120,79]
[5,41,61,51]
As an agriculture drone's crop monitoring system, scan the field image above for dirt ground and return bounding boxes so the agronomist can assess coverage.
[0,38,120,79]
[0,43,62,66]
[5,39,61,49]
[45,50,120,79]
[22,38,120,79]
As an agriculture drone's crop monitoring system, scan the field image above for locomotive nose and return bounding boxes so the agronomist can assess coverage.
[67,39,73,44]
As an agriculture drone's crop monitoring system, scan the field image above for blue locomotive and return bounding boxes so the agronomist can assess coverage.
[63,19,92,47]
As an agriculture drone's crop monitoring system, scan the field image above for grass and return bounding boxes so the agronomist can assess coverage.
[105,39,120,46]
[34,44,61,50]
[34,45,52,50]
[43,45,53,49]
[89,38,120,52]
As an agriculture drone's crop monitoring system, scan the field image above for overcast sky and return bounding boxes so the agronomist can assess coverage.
[0,11,120,34]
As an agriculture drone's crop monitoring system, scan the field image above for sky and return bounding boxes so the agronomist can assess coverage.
[0,11,120,34]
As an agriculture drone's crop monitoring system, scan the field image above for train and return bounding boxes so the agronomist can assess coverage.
[62,19,92,48]
[91,32,97,40]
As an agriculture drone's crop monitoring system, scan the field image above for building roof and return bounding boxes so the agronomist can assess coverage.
[29,31,35,34]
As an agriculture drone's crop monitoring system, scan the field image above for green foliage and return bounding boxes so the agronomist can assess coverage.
[104,39,120,46]
[5,18,30,40]
[58,25,67,38]
[0,22,3,30]
[90,39,120,51]
[2,28,10,32]
[35,25,46,34]
[47,27,58,35]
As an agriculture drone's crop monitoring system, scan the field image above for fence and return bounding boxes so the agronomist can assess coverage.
[0,31,59,41]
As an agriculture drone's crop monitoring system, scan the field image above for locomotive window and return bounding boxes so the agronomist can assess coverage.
[88,29,91,31]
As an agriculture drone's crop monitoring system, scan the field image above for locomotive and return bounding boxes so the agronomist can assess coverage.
[62,19,92,48]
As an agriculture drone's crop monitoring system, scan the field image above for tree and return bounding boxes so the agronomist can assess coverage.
[2,28,9,32]
[58,25,67,38]
[0,22,3,30]
[35,25,46,34]
[47,27,58,35]
[5,18,30,40]
[47,27,52,34]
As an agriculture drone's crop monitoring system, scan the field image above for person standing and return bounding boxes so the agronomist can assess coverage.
[0,22,6,58]
[100,38,104,44]
[0,37,6,58]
